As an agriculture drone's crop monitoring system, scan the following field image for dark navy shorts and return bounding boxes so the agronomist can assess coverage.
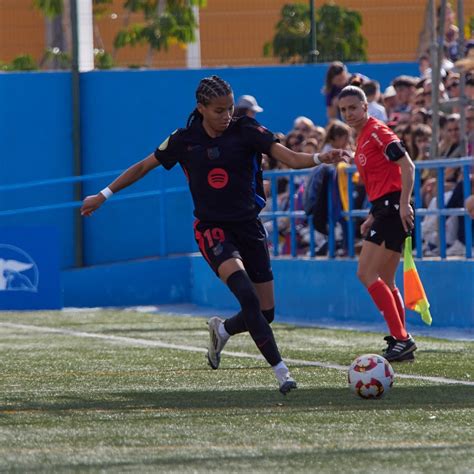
[366,191,408,253]
[193,218,273,283]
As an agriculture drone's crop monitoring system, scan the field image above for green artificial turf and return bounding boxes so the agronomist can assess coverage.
[0,310,473,473]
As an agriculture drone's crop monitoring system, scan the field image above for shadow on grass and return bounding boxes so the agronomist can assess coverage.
[1,385,473,414]
[15,443,474,473]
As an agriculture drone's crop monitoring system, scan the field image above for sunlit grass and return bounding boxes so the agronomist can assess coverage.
[0,310,473,472]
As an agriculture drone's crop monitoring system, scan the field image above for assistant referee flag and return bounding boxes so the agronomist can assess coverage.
[403,236,432,325]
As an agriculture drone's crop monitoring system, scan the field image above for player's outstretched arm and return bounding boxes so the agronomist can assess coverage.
[80,154,161,217]
[269,142,350,169]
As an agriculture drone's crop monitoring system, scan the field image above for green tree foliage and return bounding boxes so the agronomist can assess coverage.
[0,54,38,71]
[32,0,63,17]
[31,0,207,69]
[264,2,367,63]
[114,0,206,53]
[33,0,113,17]
[94,49,114,69]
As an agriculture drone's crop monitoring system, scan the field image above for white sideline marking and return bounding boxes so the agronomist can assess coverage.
[2,322,474,387]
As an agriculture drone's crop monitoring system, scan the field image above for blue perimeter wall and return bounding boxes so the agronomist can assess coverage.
[62,256,474,331]
[1,62,419,267]
[2,62,473,330]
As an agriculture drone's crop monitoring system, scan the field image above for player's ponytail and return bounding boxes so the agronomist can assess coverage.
[186,108,202,128]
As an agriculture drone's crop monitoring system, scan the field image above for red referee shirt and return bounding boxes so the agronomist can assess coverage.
[355,117,402,202]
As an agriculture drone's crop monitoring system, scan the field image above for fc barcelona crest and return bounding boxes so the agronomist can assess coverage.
[207,147,220,160]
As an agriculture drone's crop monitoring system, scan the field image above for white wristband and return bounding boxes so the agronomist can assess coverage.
[100,187,113,199]
[313,153,321,165]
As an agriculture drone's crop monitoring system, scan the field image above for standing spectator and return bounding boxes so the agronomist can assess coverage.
[418,53,431,78]
[338,86,417,362]
[234,95,263,119]
[323,61,368,121]
[361,80,388,122]
[81,75,348,394]
[323,62,350,120]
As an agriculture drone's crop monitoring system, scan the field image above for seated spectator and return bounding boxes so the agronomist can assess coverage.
[440,113,463,158]
[292,116,314,137]
[418,53,431,78]
[410,107,430,126]
[361,80,388,122]
[394,123,413,156]
[301,138,319,155]
[309,126,326,148]
[411,123,432,163]
[422,79,448,111]
[321,120,353,153]
[466,106,474,155]
[411,88,426,110]
[446,180,474,256]
[391,75,418,116]
[465,74,474,101]
[466,194,474,219]
[445,72,460,99]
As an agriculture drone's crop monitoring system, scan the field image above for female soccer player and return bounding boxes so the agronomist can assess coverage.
[337,86,417,362]
[81,75,349,394]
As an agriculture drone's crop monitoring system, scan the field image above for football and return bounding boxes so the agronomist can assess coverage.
[348,353,395,399]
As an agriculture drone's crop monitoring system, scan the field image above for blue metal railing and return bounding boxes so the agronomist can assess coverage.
[261,157,473,260]
[0,157,472,260]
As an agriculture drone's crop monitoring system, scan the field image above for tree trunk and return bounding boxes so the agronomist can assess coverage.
[145,0,166,67]
[62,0,72,57]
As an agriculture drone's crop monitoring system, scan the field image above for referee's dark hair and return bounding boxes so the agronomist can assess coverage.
[187,75,233,127]
[338,85,367,103]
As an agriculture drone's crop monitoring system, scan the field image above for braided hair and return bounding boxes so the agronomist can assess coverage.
[186,75,233,127]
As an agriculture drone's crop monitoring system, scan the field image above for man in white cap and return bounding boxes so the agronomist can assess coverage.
[234,95,263,118]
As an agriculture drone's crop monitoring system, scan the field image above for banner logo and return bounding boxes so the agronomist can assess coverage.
[0,244,39,292]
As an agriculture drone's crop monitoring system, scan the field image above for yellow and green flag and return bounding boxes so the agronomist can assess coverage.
[403,236,432,325]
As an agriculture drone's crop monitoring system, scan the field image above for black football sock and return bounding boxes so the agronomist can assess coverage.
[226,271,281,366]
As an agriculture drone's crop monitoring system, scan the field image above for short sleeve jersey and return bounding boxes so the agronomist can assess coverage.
[354,117,402,202]
[154,116,277,222]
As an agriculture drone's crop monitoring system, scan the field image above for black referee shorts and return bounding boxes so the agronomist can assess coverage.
[365,191,408,253]
[193,218,273,283]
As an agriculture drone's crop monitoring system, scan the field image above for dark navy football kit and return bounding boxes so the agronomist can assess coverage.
[154,116,276,281]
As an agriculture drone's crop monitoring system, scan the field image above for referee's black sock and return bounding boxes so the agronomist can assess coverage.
[225,270,281,366]
[224,307,275,335]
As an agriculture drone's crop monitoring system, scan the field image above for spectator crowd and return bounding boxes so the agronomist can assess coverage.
[247,7,474,258]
